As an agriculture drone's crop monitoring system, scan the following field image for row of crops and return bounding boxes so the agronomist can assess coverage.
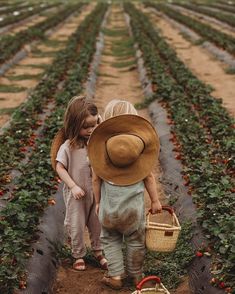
[0,3,108,292]
[125,2,234,292]
[146,2,235,56]
[0,3,86,64]
[173,2,235,27]
[0,2,59,29]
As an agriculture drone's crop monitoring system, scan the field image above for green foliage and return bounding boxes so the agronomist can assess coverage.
[0,3,84,64]
[0,84,26,92]
[225,67,235,75]
[111,60,136,68]
[6,73,43,81]
[147,2,235,56]
[125,2,235,289]
[102,27,129,37]
[0,3,108,292]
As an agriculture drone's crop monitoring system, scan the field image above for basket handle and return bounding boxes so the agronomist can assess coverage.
[148,205,174,215]
[162,205,174,215]
[136,276,161,290]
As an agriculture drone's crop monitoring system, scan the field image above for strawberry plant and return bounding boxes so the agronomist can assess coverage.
[125,2,235,290]
[0,4,107,292]
[146,2,235,56]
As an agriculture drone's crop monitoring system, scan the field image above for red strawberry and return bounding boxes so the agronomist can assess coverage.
[19,147,27,152]
[219,281,225,289]
[19,280,26,289]
[175,154,182,160]
[184,180,190,186]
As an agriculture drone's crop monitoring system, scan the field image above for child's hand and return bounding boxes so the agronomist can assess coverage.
[71,185,85,199]
[151,199,162,214]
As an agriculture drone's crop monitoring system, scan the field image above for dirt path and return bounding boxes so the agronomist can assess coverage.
[0,4,95,128]
[143,6,235,117]
[53,5,188,294]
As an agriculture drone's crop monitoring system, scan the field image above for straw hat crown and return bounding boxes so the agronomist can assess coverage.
[106,134,144,167]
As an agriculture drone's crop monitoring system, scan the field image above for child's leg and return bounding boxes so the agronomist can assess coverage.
[86,198,102,252]
[101,227,125,278]
[66,193,87,259]
[63,189,71,237]
[125,225,146,284]
[87,210,107,269]
[86,199,108,269]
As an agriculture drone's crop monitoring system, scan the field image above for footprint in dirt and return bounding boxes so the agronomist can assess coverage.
[54,264,131,294]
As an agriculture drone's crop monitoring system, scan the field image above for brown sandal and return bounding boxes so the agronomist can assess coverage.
[101,275,122,290]
[95,254,108,270]
[73,258,86,271]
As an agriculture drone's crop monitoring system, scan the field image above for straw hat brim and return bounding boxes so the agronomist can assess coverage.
[88,114,159,186]
[50,128,66,170]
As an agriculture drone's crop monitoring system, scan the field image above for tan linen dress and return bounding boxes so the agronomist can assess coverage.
[56,140,102,258]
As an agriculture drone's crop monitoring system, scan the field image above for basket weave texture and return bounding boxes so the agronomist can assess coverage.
[132,276,170,294]
[145,206,181,252]
[132,287,170,294]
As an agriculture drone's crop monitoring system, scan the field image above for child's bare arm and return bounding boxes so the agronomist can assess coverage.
[56,162,85,199]
[144,172,162,214]
[92,170,102,214]
[92,170,102,204]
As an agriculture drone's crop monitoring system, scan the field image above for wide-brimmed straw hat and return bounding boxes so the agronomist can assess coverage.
[50,128,66,170]
[88,114,159,186]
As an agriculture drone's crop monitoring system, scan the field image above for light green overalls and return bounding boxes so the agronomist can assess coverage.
[99,181,146,279]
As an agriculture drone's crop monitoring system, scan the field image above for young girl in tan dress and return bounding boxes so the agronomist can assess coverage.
[88,100,162,289]
[53,95,107,271]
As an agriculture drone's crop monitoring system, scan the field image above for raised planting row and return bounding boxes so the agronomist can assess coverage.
[174,2,235,27]
[125,2,235,292]
[0,3,83,65]
[0,2,11,9]
[145,2,235,56]
[207,3,235,14]
[0,3,97,194]
[0,3,107,292]
[0,2,39,16]
[142,10,234,163]
[0,3,58,28]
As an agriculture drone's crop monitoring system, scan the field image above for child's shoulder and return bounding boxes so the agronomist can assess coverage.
[59,139,87,153]
[58,139,70,152]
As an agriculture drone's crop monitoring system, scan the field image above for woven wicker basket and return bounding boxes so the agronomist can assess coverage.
[132,276,170,294]
[146,206,181,252]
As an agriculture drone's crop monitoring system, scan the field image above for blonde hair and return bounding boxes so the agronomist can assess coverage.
[103,99,137,120]
[64,95,98,147]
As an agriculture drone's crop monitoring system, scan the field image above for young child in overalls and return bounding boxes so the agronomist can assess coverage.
[88,100,162,289]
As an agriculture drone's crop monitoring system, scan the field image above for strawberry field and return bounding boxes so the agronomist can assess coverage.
[0,1,234,294]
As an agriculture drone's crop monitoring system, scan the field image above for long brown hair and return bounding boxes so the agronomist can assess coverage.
[64,96,98,147]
